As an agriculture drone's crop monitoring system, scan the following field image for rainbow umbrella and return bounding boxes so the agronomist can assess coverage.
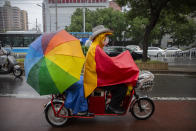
[24,30,85,95]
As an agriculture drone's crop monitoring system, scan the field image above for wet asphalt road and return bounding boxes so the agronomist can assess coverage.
[0,73,196,98]
[1,57,196,98]
[0,75,40,98]
[0,57,196,130]
[152,74,196,98]
[0,72,196,131]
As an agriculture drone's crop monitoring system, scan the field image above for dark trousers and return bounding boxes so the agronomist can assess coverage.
[100,84,128,108]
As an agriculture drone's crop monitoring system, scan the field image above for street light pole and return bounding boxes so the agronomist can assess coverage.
[55,0,58,31]
[83,7,85,32]
[83,0,86,33]
[36,3,51,32]
[36,18,38,32]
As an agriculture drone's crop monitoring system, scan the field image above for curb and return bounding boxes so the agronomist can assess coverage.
[149,70,196,75]
[1,95,196,101]
[19,62,196,75]
[152,97,196,101]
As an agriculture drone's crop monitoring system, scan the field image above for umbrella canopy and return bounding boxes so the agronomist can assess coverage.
[24,30,85,95]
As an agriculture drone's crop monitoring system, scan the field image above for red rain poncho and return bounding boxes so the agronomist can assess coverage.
[84,33,139,97]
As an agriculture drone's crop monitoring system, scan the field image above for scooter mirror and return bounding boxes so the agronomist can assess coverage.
[6,50,11,55]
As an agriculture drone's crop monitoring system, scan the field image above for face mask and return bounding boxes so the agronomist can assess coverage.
[102,36,109,46]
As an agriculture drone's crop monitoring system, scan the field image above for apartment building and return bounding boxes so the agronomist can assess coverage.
[42,0,110,32]
[0,1,28,32]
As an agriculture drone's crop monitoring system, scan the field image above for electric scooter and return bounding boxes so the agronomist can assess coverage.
[44,71,155,127]
[0,47,23,77]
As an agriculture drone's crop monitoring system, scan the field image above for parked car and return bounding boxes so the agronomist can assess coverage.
[126,45,143,54]
[147,47,165,57]
[104,46,150,60]
[104,46,126,57]
[190,48,196,55]
[165,47,182,56]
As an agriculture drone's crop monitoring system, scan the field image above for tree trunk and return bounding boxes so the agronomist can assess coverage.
[142,0,170,62]
[142,15,160,62]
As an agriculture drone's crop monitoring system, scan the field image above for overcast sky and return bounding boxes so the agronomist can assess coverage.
[0,0,43,31]
[0,0,115,32]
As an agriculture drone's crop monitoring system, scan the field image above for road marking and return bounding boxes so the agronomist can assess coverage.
[154,74,196,77]
[0,94,49,99]
[1,94,196,101]
[152,97,196,101]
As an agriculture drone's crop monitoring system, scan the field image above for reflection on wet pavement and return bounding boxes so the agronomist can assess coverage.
[0,75,23,94]
[0,57,196,98]
[0,73,196,98]
[0,74,44,98]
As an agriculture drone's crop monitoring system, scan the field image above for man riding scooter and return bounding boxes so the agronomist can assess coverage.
[42,28,156,127]
[64,25,139,115]
[0,44,23,77]
[0,44,8,70]
[84,25,139,114]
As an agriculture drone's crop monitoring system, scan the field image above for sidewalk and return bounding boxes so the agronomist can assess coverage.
[147,57,196,75]
[149,65,196,75]
[0,97,196,131]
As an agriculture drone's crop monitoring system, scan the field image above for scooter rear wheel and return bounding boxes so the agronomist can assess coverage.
[13,68,23,77]
[45,102,72,127]
[130,97,155,120]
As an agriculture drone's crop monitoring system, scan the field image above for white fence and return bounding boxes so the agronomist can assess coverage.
[158,48,196,59]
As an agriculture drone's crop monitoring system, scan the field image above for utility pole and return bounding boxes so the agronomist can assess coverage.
[55,0,58,31]
[50,16,51,32]
[36,18,38,32]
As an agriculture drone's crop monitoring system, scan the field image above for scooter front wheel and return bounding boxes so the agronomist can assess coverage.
[45,102,72,127]
[130,97,155,120]
[13,68,23,77]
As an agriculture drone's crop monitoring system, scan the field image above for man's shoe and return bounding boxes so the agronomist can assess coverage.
[76,111,94,117]
[77,111,88,116]
[106,106,125,114]
[85,112,94,117]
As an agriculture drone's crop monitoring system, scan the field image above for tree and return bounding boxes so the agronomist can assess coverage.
[65,8,85,32]
[155,10,196,47]
[169,19,196,47]
[125,17,147,45]
[116,0,196,62]
[66,8,127,42]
